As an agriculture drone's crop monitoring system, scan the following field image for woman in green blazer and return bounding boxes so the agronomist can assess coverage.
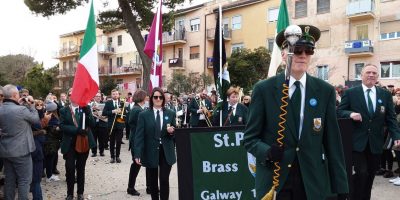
[134,87,176,200]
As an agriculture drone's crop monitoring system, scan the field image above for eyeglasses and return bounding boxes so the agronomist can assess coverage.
[293,46,314,55]
[153,95,164,100]
[243,99,249,101]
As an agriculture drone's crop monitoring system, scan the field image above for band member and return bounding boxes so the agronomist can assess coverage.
[60,95,96,200]
[125,92,133,140]
[189,89,212,127]
[102,89,126,163]
[243,25,349,200]
[338,64,400,200]
[127,89,147,196]
[134,87,176,200]
[213,87,248,126]
[91,92,108,157]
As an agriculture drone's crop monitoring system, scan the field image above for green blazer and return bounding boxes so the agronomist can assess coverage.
[189,98,212,126]
[337,86,400,154]
[134,108,176,168]
[243,73,348,200]
[59,106,96,154]
[102,99,126,129]
[128,104,144,157]
[213,102,248,126]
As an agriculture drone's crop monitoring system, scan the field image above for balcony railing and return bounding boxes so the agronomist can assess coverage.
[346,0,375,20]
[345,39,374,57]
[99,64,142,76]
[162,30,187,45]
[54,46,80,58]
[206,28,232,40]
[98,44,115,54]
[168,58,186,69]
[58,68,76,77]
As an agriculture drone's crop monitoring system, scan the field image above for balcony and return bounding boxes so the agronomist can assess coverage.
[99,63,142,76]
[206,28,232,41]
[168,58,186,70]
[98,44,115,55]
[162,30,186,46]
[53,46,80,59]
[346,0,375,20]
[57,69,76,78]
[345,39,374,57]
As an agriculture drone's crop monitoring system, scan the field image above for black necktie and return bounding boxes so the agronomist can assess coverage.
[367,89,374,117]
[155,110,161,138]
[291,81,301,137]
[75,108,81,127]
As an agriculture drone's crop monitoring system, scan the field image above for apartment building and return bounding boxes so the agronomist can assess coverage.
[288,0,400,86]
[55,28,143,94]
[162,0,280,86]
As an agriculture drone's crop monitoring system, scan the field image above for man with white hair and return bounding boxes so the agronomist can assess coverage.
[0,84,39,200]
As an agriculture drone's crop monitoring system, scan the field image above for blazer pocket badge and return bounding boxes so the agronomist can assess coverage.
[380,106,385,114]
[313,118,322,132]
[238,117,243,123]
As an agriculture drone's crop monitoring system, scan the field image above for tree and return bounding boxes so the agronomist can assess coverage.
[0,54,38,85]
[23,64,56,98]
[167,72,212,95]
[100,77,117,96]
[228,47,270,93]
[24,0,188,90]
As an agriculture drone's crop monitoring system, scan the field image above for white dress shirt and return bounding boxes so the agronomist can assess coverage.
[228,103,238,116]
[153,108,163,130]
[289,74,307,139]
[362,84,376,112]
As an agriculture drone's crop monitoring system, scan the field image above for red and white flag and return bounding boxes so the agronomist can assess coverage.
[144,0,163,92]
[70,0,99,107]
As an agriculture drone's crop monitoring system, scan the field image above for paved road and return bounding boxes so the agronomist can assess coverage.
[18,139,400,199]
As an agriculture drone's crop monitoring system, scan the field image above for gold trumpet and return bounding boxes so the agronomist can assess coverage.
[194,96,213,127]
[109,98,126,135]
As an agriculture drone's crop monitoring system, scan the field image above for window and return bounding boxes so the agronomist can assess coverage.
[117,35,122,46]
[162,50,166,63]
[178,48,183,59]
[136,78,142,89]
[231,43,244,53]
[317,0,330,14]
[190,18,200,32]
[316,65,329,81]
[267,39,275,51]
[355,63,364,79]
[380,20,400,40]
[295,0,307,18]
[381,61,400,78]
[135,54,142,65]
[69,60,74,70]
[108,37,112,45]
[356,25,368,40]
[317,30,330,48]
[116,79,123,84]
[190,46,200,59]
[62,61,67,72]
[232,15,242,30]
[268,8,279,22]
[117,57,123,67]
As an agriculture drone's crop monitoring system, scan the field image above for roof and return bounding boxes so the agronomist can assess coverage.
[213,0,266,13]
[60,30,85,38]
[175,3,205,16]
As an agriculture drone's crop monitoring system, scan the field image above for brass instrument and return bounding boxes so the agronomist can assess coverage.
[109,98,126,135]
[194,96,213,127]
[182,104,188,128]
[91,102,108,122]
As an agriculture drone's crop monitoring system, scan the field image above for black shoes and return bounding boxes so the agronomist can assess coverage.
[116,157,121,163]
[110,158,115,163]
[384,170,395,178]
[376,168,386,176]
[146,187,151,194]
[91,153,97,157]
[65,195,73,200]
[127,188,140,196]
[100,152,105,157]
[77,194,84,200]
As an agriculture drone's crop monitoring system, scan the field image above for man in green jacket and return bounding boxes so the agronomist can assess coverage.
[337,64,400,200]
[243,25,349,200]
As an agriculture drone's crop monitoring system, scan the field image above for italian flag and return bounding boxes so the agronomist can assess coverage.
[70,0,99,107]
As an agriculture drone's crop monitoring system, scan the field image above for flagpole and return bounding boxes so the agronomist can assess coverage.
[153,1,162,77]
[219,5,223,127]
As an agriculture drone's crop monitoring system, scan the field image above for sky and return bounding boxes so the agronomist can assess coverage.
[0,0,208,69]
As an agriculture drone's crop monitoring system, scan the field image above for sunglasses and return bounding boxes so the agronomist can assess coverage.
[293,47,314,55]
[153,95,164,100]
[243,99,249,101]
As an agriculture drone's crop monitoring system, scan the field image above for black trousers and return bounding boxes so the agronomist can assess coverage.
[127,160,151,190]
[64,149,89,195]
[352,145,380,200]
[92,124,107,154]
[148,145,172,200]
[125,122,131,139]
[109,128,123,158]
[276,157,307,200]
